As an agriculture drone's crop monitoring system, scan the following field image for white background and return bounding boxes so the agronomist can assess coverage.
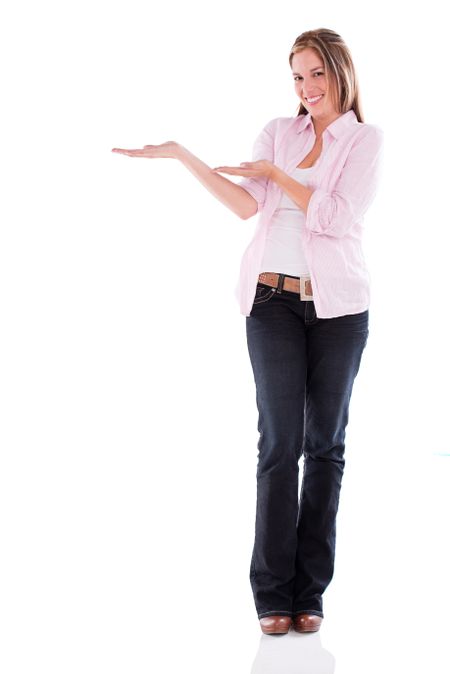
[1,1,449,672]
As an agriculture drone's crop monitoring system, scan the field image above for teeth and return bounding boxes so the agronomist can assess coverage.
[307,95,323,102]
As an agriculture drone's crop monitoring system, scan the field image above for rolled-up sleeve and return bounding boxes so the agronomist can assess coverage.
[305,126,384,238]
[237,118,276,214]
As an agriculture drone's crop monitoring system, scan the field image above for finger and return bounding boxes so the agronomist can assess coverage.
[111,149,146,156]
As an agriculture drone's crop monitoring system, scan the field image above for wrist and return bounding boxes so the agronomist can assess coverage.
[269,163,280,182]
[174,143,190,162]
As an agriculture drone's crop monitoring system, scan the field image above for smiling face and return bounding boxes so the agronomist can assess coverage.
[291,47,339,121]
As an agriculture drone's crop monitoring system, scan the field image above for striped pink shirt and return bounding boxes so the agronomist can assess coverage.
[235,109,384,318]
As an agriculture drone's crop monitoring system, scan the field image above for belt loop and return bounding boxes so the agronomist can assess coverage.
[276,273,285,293]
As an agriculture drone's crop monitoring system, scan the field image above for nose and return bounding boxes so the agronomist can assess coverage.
[299,78,322,98]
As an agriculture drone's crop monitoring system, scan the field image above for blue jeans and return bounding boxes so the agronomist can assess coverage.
[245,275,369,619]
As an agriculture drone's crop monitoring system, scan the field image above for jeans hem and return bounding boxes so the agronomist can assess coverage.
[258,610,293,619]
[292,609,324,618]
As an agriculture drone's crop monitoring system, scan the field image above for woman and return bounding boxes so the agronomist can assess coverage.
[112,28,384,637]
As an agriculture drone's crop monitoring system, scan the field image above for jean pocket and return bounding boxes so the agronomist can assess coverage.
[253,283,277,305]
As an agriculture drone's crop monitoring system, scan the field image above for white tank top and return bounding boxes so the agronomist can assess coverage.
[259,166,314,277]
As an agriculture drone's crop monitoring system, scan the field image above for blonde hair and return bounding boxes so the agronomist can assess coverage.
[289,28,364,122]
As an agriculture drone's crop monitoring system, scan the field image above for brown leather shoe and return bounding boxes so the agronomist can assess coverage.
[259,615,293,635]
[293,613,323,633]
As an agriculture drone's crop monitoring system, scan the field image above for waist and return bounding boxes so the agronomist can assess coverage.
[258,272,313,300]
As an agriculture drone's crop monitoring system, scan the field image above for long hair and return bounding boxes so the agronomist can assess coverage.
[289,28,364,122]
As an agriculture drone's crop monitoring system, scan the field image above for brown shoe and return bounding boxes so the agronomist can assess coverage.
[293,613,323,633]
[259,615,293,635]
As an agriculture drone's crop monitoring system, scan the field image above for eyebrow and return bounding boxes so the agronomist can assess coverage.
[292,67,323,75]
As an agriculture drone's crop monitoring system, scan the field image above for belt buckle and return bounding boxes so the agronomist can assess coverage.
[299,277,313,301]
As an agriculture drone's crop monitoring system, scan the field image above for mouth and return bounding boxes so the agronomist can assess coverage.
[305,94,324,105]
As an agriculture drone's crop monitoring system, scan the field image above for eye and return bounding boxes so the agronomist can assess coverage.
[293,72,323,81]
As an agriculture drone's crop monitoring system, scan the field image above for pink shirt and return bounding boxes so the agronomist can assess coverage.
[235,109,384,318]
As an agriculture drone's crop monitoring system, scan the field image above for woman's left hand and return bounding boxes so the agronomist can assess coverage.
[211,159,275,179]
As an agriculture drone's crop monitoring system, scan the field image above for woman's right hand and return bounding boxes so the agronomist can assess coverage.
[111,141,183,159]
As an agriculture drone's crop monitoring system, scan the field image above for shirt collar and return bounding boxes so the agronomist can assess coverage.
[295,108,358,139]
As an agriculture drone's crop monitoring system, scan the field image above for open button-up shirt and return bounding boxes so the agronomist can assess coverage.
[235,109,384,318]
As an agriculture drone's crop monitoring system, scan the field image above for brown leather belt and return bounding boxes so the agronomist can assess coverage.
[258,272,313,300]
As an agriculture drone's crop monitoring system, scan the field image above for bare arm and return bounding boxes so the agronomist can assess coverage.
[270,166,314,212]
[111,140,258,220]
[176,145,257,220]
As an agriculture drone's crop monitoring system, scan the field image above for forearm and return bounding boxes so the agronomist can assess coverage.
[271,165,314,212]
[177,145,257,219]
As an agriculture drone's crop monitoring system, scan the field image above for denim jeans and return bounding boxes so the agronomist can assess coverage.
[245,275,369,620]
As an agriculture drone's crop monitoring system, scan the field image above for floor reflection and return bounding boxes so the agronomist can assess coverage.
[251,629,335,673]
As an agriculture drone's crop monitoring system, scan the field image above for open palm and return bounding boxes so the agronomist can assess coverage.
[212,159,274,179]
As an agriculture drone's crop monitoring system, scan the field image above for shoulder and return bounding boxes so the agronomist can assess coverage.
[352,121,384,141]
[343,121,384,152]
[259,116,298,135]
